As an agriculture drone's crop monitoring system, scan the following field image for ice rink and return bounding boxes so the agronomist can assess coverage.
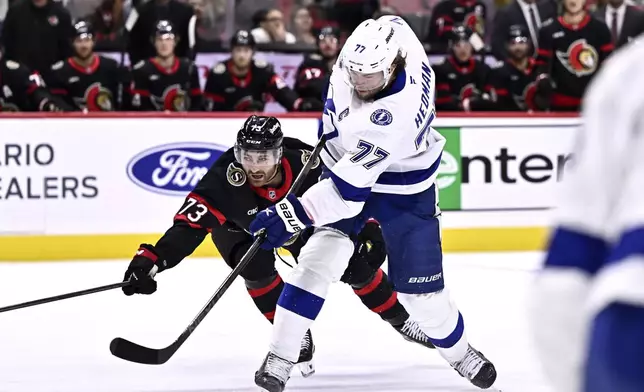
[0,252,553,392]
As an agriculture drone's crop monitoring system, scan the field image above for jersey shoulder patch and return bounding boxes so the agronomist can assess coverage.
[226,162,247,187]
[370,108,393,126]
[5,60,20,70]
[254,58,268,68]
[300,149,320,169]
[133,60,146,70]
[541,17,554,27]
[51,60,65,70]
[489,60,504,69]
[212,62,226,74]
[309,53,323,61]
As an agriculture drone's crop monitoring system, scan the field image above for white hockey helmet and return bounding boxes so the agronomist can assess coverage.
[341,19,401,99]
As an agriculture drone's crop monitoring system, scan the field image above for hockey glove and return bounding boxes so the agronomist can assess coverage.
[122,244,160,296]
[354,220,388,270]
[249,194,313,250]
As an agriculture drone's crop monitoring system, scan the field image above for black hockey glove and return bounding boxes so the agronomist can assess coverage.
[122,244,161,296]
[353,220,387,270]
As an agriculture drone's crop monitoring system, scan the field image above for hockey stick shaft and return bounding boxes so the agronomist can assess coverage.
[0,281,130,314]
[110,134,327,364]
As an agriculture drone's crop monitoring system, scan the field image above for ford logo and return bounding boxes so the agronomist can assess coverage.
[126,142,228,196]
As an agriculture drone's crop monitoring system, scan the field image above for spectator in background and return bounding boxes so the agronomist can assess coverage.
[332,0,379,34]
[433,25,490,111]
[1,0,73,79]
[593,0,644,49]
[425,0,487,51]
[251,8,296,44]
[127,0,195,64]
[235,0,278,31]
[188,0,225,42]
[291,6,316,45]
[84,0,125,42]
[129,20,202,111]
[492,0,555,59]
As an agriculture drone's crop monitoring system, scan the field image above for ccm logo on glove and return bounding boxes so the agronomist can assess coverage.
[276,198,306,233]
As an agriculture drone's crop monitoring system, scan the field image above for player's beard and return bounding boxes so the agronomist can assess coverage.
[247,165,280,187]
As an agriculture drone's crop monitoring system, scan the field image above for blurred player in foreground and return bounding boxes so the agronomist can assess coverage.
[250,16,497,392]
[531,37,644,392]
[121,115,436,377]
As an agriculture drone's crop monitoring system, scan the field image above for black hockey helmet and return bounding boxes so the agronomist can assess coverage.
[73,20,94,40]
[317,26,340,43]
[507,24,530,44]
[154,20,175,39]
[234,115,284,167]
[451,25,474,43]
[230,30,256,49]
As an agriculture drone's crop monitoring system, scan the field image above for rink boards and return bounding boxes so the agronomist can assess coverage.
[0,113,579,261]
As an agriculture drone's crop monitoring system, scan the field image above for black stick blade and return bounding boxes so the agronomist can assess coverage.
[110,337,168,365]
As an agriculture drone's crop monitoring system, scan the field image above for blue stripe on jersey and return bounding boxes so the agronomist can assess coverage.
[545,227,607,275]
[429,312,465,349]
[329,170,371,202]
[607,227,644,265]
[374,69,407,101]
[277,283,325,320]
[376,153,442,186]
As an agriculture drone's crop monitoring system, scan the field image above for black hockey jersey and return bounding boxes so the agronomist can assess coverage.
[294,53,332,102]
[0,60,56,111]
[203,58,301,112]
[426,0,487,48]
[129,57,202,111]
[484,59,539,111]
[47,55,127,111]
[151,138,322,271]
[434,56,490,111]
[536,15,613,111]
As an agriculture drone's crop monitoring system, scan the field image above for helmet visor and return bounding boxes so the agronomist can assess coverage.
[234,146,282,167]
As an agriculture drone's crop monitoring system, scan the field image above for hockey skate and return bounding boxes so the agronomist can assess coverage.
[451,344,497,389]
[255,352,295,392]
[393,319,436,349]
[296,329,315,377]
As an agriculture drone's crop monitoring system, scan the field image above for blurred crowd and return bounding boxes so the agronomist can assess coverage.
[0,0,643,113]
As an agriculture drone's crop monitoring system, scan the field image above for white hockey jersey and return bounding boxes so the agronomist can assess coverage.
[300,16,445,227]
[531,37,644,392]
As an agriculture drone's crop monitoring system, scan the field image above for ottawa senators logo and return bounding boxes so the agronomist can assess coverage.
[464,12,485,36]
[0,98,20,112]
[520,81,539,111]
[82,82,114,111]
[459,83,479,101]
[152,84,188,111]
[556,39,599,77]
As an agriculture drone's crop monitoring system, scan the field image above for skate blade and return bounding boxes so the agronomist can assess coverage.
[298,360,315,378]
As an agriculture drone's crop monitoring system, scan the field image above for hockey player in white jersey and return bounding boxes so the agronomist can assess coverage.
[249,16,497,392]
[531,37,644,392]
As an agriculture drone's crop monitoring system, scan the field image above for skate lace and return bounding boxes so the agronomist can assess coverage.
[401,320,430,342]
[454,347,485,379]
[266,353,293,382]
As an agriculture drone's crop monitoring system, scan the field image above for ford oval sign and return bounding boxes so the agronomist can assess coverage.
[126,142,228,196]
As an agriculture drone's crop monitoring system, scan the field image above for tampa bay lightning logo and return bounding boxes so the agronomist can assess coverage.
[370,109,393,126]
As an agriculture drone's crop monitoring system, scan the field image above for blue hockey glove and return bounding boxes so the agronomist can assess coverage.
[250,194,313,250]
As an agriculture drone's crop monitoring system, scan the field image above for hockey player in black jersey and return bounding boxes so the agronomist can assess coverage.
[471,25,543,111]
[426,0,487,51]
[535,0,613,111]
[0,49,64,112]
[129,20,202,112]
[434,25,490,112]
[293,26,340,105]
[46,21,127,111]
[121,116,435,375]
[203,30,322,112]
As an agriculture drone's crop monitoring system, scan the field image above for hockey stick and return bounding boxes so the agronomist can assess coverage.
[0,281,130,314]
[110,134,327,365]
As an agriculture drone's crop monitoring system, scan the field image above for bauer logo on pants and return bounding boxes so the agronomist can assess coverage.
[126,142,227,196]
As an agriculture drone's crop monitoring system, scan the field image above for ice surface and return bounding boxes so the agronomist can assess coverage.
[0,253,553,392]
